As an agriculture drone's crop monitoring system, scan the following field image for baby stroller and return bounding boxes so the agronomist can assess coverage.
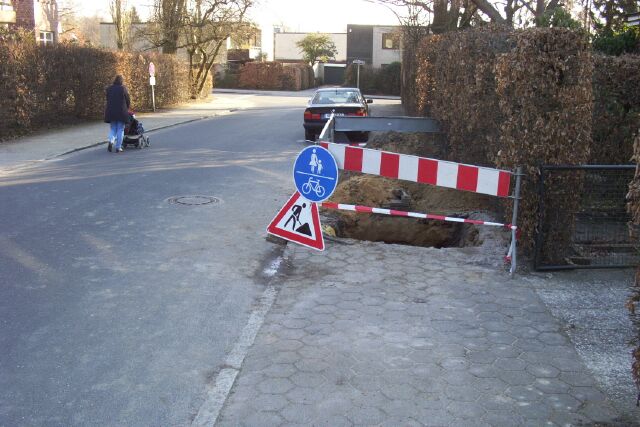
[122,111,150,149]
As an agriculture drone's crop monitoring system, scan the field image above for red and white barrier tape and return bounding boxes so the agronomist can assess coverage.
[319,202,516,230]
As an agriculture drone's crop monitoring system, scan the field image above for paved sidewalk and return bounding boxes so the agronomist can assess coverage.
[217,241,639,426]
[0,92,259,173]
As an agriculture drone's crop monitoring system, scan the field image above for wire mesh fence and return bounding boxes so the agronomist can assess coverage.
[534,165,638,270]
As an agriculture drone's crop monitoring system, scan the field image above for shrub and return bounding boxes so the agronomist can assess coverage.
[495,28,593,256]
[415,26,512,167]
[344,63,377,93]
[343,63,401,95]
[593,27,640,56]
[410,26,592,252]
[375,62,401,96]
[591,54,640,164]
[0,31,196,139]
[237,62,314,90]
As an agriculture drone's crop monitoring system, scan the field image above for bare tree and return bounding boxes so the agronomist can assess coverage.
[109,0,132,50]
[372,0,575,30]
[147,0,187,54]
[181,0,254,98]
[57,0,79,39]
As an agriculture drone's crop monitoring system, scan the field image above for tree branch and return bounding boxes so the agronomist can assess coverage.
[469,0,507,23]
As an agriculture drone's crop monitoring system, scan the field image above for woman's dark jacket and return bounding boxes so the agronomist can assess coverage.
[104,83,131,123]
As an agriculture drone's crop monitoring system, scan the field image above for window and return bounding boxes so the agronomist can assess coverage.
[0,0,12,11]
[39,31,54,45]
[312,90,362,105]
[382,33,399,50]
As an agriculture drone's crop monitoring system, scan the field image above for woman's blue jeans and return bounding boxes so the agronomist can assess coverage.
[108,121,125,150]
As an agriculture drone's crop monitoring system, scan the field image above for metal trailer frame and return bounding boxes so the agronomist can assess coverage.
[318,114,441,142]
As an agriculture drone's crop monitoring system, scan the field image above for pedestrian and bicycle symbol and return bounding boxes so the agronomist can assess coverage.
[293,146,338,203]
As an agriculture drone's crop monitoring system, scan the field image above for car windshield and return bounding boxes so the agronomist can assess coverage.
[312,90,361,105]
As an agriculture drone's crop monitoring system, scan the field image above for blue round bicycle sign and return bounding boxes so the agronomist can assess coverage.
[293,145,339,203]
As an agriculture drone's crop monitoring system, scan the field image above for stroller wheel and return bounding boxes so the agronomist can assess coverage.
[137,140,143,149]
[146,137,150,147]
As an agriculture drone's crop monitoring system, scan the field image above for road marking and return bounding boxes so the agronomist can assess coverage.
[192,278,279,426]
[262,256,283,278]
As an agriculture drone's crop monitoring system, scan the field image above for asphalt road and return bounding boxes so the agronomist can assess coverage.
[0,93,317,425]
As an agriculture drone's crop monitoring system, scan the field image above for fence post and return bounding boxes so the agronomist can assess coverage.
[510,166,523,276]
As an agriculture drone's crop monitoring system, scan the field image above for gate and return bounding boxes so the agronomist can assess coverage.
[534,165,638,270]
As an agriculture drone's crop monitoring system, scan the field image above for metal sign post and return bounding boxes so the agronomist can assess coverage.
[353,59,365,89]
[509,166,523,277]
[149,62,156,112]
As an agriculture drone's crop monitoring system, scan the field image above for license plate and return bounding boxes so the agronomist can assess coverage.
[323,113,345,119]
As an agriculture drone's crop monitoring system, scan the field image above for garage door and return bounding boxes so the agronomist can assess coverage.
[324,67,345,85]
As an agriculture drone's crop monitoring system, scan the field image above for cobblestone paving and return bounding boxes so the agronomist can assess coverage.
[217,241,628,426]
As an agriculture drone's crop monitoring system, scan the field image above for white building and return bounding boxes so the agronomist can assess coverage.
[274,32,347,62]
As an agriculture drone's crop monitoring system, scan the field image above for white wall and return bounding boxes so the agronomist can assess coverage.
[371,26,401,68]
[274,32,347,62]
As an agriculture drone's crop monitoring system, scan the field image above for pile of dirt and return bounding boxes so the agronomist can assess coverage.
[323,132,504,248]
[366,130,446,159]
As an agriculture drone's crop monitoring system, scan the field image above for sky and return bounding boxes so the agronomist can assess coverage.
[72,0,404,59]
[74,0,404,33]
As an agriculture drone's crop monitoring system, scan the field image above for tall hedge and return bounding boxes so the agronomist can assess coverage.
[410,27,593,251]
[592,54,640,164]
[344,62,401,96]
[626,131,640,395]
[415,26,512,167]
[495,29,593,256]
[0,32,201,139]
[237,62,314,90]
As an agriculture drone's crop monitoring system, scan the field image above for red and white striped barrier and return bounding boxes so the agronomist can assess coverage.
[318,142,512,198]
[319,202,517,230]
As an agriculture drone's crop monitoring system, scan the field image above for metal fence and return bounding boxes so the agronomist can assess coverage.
[534,165,638,270]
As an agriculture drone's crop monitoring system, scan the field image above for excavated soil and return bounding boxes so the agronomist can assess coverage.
[323,132,505,248]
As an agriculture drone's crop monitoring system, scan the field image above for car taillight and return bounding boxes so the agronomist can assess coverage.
[347,109,367,117]
[304,109,321,120]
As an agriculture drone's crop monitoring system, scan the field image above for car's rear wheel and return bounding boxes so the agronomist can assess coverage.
[305,129,315,141]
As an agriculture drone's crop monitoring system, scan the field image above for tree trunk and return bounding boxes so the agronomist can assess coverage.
[431,0,452,34]
[159,0,185,54]
[469,0,508,24]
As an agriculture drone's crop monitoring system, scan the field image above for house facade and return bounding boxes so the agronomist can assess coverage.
[1,0,59,44]
[347,24,401,68]
[273,32,347,62]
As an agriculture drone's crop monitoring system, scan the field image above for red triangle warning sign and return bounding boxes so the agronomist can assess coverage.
[267,191,324,251]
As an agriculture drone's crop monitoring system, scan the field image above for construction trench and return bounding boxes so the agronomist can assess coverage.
[320,132,510,251]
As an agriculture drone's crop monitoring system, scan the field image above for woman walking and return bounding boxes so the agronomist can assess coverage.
[104,75,131,153]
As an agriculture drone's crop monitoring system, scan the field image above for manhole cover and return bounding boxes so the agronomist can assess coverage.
[167,195,221,206]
